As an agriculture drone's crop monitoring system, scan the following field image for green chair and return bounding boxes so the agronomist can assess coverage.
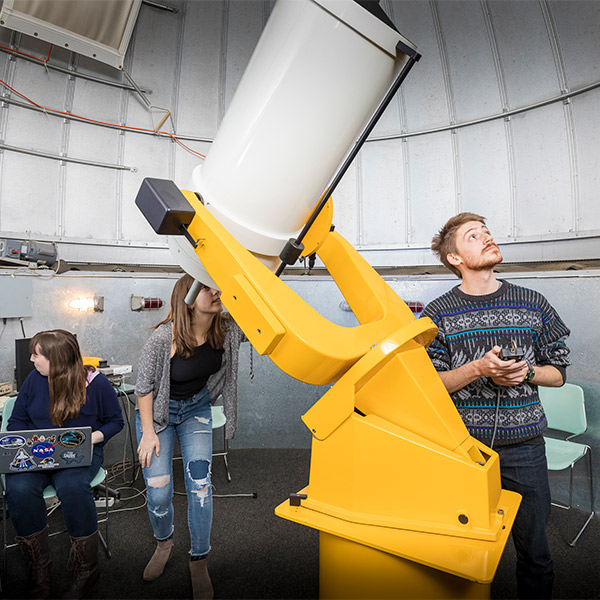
[1,395,111,582]
[539,383,594,546]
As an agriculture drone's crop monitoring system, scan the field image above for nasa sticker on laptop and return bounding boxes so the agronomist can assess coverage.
[32,442,56,458]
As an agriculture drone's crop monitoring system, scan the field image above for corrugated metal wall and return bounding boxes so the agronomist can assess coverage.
[0,0,598,268]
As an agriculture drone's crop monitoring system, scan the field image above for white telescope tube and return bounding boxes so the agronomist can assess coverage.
[175,0,415,279]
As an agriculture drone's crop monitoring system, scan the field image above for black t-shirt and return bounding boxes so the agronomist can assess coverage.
[170,342,224,401]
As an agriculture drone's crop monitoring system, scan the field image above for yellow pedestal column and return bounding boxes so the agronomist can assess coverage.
[319,532,490,600]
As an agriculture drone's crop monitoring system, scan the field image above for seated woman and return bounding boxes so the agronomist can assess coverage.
[5,329,124,599]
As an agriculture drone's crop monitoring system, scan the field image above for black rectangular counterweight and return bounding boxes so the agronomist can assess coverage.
[135,178,196,236]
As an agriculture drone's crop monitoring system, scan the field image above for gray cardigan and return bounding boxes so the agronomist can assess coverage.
[135,316,246,439]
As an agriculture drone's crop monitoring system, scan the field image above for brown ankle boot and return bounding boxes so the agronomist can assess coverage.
[15,526,52,599]
[189,557,213,599]
[62,531,100,599]
[143,537,174,581]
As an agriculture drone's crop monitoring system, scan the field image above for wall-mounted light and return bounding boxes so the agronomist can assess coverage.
[68,296,104,312]
[131,295,164,311]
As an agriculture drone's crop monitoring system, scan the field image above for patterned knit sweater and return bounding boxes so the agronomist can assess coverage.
[421,280,571,446]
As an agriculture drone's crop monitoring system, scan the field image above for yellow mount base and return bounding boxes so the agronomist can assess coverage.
[276,486,519,599]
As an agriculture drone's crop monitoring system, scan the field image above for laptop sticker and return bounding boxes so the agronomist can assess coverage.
[26,435,57,447]
[61,450,85,464]
[10,448,36,471]
[59,430,85,448]
[0,435,26,449]
[32,442,56,458]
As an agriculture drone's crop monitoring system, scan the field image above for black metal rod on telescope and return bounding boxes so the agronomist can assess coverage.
[274,43,421,278]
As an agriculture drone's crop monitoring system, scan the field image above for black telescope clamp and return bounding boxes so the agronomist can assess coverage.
[134,177,197,247]
[135,178,207,305]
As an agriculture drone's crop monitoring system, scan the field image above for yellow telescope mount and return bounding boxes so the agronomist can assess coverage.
[135,178,520,599]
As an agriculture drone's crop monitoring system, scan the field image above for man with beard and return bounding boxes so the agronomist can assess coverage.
[421,212,570,600]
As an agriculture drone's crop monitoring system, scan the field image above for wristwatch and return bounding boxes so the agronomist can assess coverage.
[524,363,535,382]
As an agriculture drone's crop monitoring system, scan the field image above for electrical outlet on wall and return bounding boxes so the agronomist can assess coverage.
[0,381,13,395]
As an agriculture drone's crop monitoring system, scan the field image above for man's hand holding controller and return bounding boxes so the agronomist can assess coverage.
[477,342,529,386]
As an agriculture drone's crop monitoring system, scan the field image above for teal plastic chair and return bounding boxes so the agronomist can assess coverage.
[1,395,111,581]
[539,383,595,546]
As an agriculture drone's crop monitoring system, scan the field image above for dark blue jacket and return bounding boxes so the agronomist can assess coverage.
[8,370,124,445]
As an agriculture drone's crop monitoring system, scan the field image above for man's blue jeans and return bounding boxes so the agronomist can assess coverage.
[5,445,104,538]
[496,442,553,600]
[136,388,213,557]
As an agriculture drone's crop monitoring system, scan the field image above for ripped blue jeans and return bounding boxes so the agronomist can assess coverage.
[136,388,213,556]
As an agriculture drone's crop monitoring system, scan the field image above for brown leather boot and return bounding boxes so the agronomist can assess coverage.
[61,531,100,599]
[15,526,52,599]
[189,557,213,599]
[143,537,174,581]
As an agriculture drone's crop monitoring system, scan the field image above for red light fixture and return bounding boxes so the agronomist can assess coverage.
[131,295,164,311]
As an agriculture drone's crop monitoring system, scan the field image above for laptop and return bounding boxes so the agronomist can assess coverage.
[0,427,93,474]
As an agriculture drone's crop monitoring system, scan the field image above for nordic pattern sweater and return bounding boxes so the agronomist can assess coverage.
[421,280,571,446]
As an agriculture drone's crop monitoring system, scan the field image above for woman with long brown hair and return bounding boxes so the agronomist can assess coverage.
[5,329,124,599]
[135,274,245,599]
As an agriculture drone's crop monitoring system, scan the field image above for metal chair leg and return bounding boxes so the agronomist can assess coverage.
[568,464,574,507]
[2,479,6,591]
[98,529,111,558]
[223,435,231,482]
[212,435,257,499]
[569,511,594,547]
[97,477,111,558]
[568,448,595,547]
